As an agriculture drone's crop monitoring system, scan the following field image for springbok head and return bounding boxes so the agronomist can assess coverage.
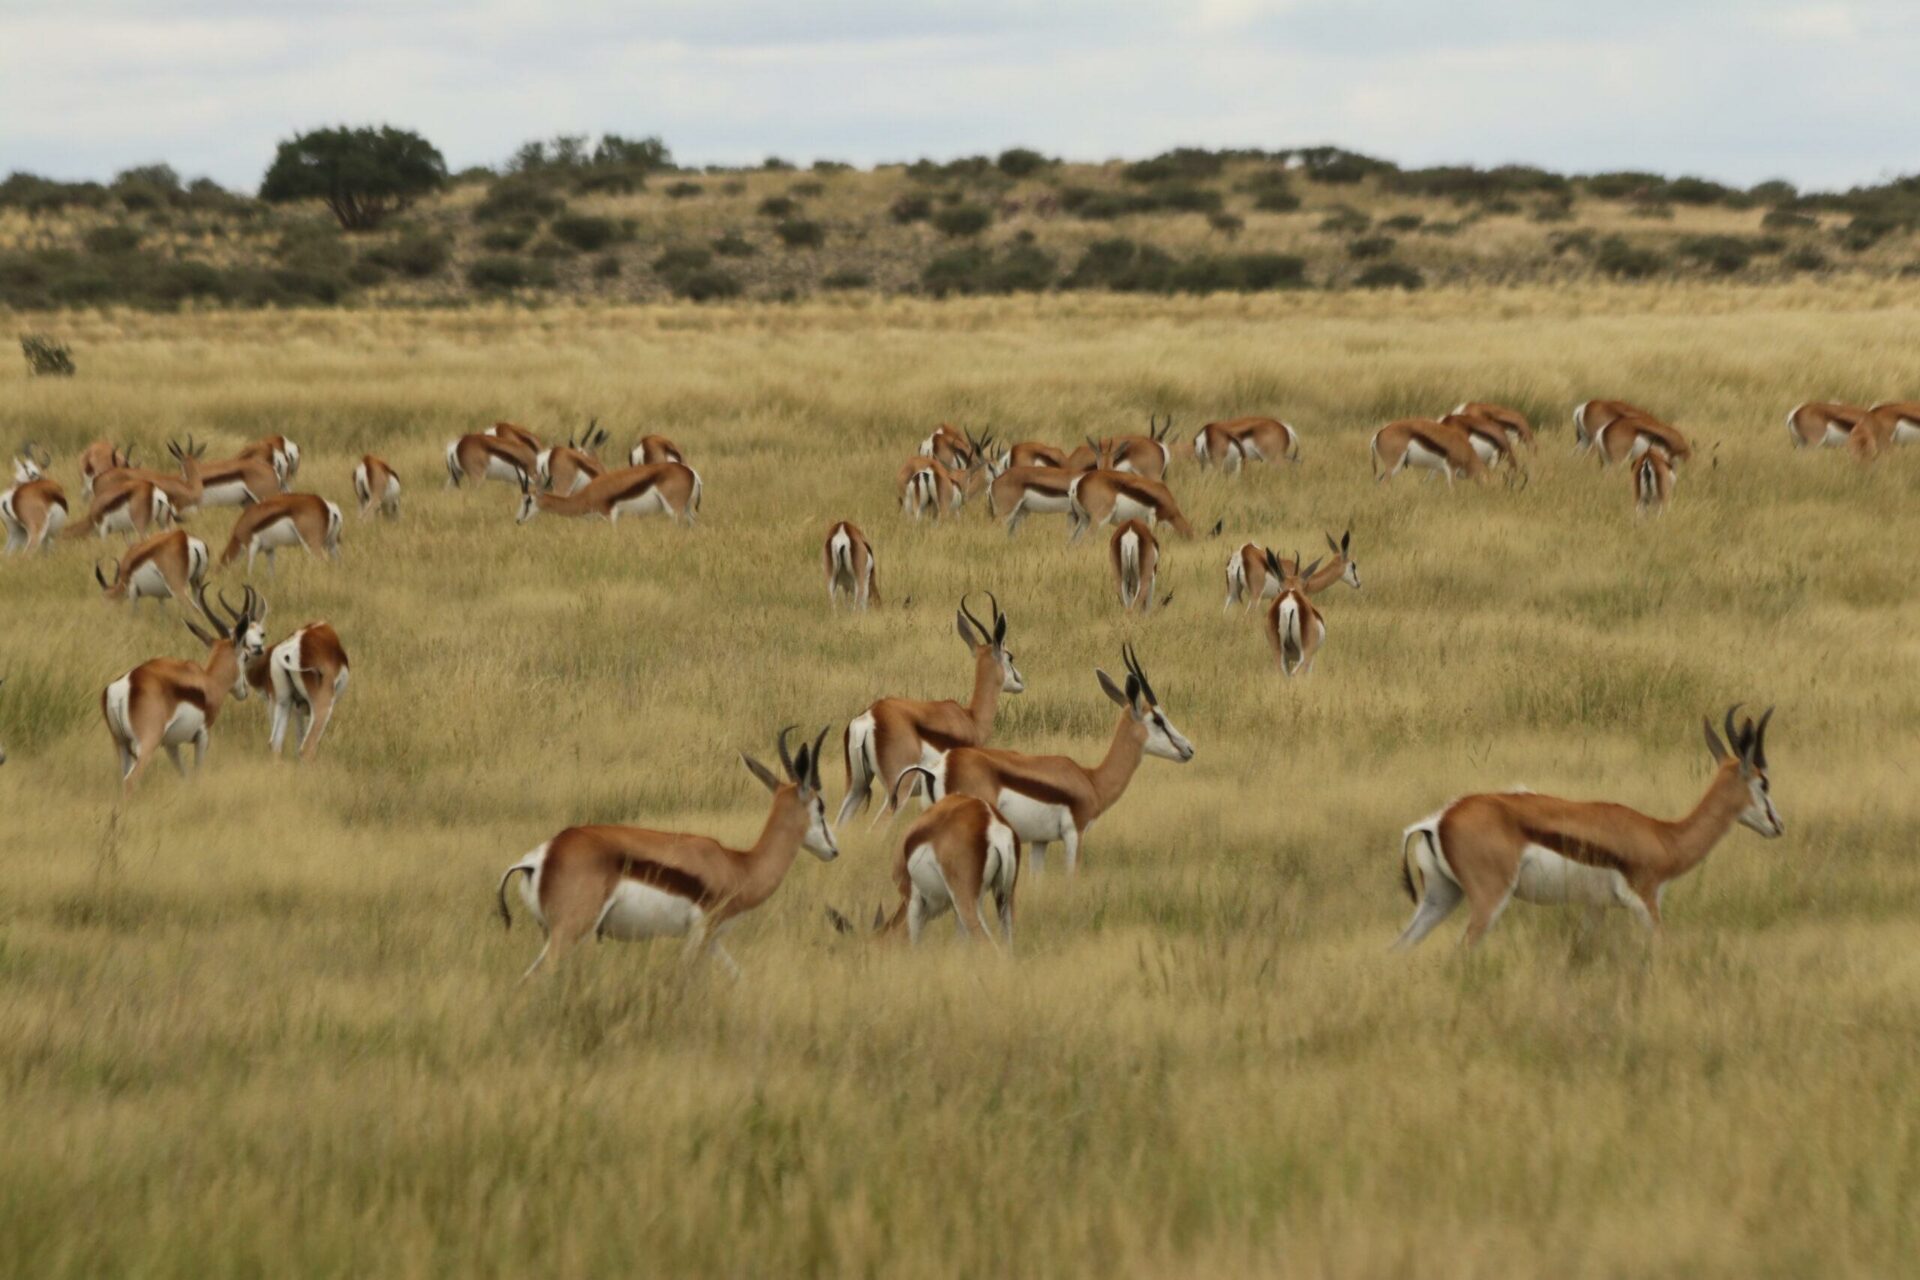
[743,725,839,860]
[1325,529,1361,589]
[1096,643,1194,762]
[1704,704,1783,838]
[11,442,50,484]
[1147,413,1175,444]
[186,586,269,695]
[956,592,1024,693]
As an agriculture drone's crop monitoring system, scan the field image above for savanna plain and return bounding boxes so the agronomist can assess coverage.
[1,286,1917,1278]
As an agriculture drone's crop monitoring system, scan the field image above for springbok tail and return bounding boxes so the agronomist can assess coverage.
[444,442,463,487]
[497,858,539,929]
[887,764,940,814]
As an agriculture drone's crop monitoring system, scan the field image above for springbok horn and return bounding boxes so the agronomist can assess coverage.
[218,588,246,635]
[775,724,799,782]
[192,587,229,639]
[1754,706,1773,768]
[959,593,988,643]
[94,559,114,590]
[809,726,829,791]
[1724,704,1745,757]
[183,617,218,647]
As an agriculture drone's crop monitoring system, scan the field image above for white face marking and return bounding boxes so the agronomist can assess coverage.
[1740,771,1785,837]
[1142,705,1194,762]
[997,648,1025,694]
[803,791,839,859]
[1343,560,1362,590]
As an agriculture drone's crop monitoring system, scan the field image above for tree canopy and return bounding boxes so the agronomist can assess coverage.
[260,126,446,231]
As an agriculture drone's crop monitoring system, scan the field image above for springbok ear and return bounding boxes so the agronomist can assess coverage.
[1702,717,1729,763]
[1096,669,1129,707]
[993,613,1007,645]
[741,754,781,793]
[1325,531,1339,555]
[1342,530,1351,554]
[954,610,977,647]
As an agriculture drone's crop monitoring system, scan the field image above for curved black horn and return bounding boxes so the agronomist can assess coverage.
[775,724,799,782]
[93,558,115,590]
[809,725,829,790]
[985,590,1003,630]
[1724,704,1745,756]
[193,586,230,639]
[1122,641,1157,705]
[959,593,988,643]
[1753,706,1774,768]
[217,588,246,636]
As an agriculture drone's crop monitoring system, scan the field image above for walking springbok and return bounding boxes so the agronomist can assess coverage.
[1395,706,1783,949]
[1573,400,1656,453]
[102,587,267,798]
[1370,419,1488,485]
[497,726,838,980]
[1263,551,1326,678]
[629,434,686,466]
[537,423,610,495]
[95,529,210,610]
[1110,519,1159,612]
[1224,531,1359,609]
[912,645,1193,872]
[824,521,878,610]
[1096,415,1178,480]
[1069,470,1202,540]
[987,464,1081,536]
[1785,402,1867,449]
[838,594,1024,825]
[446,430,536,489]
[353,455,402,519]
[250,621,349,762]
[1194,417,1300,471]
[844,770,1018,945]
[1634,450,1675,515]
[82,476,173,539]
[1594,414,1693,468]
[3,469,68,553]
[219,493,343,575]
[78,441,133,501]
[515,462,701,525]
[1450,402,1536,450]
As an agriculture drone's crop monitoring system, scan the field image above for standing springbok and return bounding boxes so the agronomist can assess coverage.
[81,475,173,539]
[238,435,301,484]
[1005,440,1069,470]
[353,455,402,519]
[78,441,133,501]
[194,449,283,508]
[1194,417,1300,470]
[94,529,210,610]
[1860,401,1920,452]
[987,464,1081,536]
[1395,707,1782,949]
[1224,531,1359,609]
[10,443,49,484]
[537,423,610,495]
[1594,414,1693,468]
[1068,470,1201,540]
[515,462,701,526]
[1634,450,1675,515]
[2,466,67,553]
[1785,402,1867,449]
[497,726,839,980]
[1450,402,1536,450]
[1370,419,1487,485]
[92,437,208,517]
[898,455,965,520]
[446,430,536,489]
[1110,519,1159,613]
[843,770,1018,946]
[824,520,878,610]
[250,621,349,762]
[1573,399,1656,453]
[102,587,267,798]
[1438,412,1520,470]
[838,594,1024,825]
[629,434,686,466]
[1263,551,1326,678]
[219,493,343,575]
[1096,416,1177,480]
[913,644,1193,873]
[918,423,978,472]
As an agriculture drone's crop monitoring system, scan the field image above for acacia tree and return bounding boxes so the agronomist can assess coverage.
[260,126,446,231]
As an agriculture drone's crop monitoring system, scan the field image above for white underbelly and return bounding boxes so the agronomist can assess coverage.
[1512,845,1626,907]
[1894,418,1920,444]
[611,490,669,518]
[1468,436,1500,465]
[98,505,137,534]
[1020,491,1073,514]
[162,702,206,746]
[1109,495,1159,524]
[1405,441,1451,473]
[42,504,67,537]
[562,471,592,495]
[907,845,953,911]
[1820,425,1851,447]
[129,560,173,598]
[484,456,523,483]
[993,789,1072,842]
[201,479,257,507]
[597,880,700,940]
[252,516,306,550]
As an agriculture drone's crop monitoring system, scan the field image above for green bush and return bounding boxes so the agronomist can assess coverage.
[1252,189,1302,213]
[1208,212,1245,239]
[996,148,1051,178]
[349,258,390,286]
[361,231,451,278]
[1749,179,1798,205]
[711,231,757,257]
[260,126,447,231]
[1124,148,1224,184]
[1838,212,1911,251]
[821,268,871,290]
[528,238,574,259]
[775,218,826,248]
[922,244,1056,297]
[670,268,742,301]
[480,223,535,251]
[1582,171,1662,201]
[1657,176,1735,205]
[1784,246,1829,272]
[550,214,619,251]
[21,333,75,376]
[1630,201,1675,220]
[83,224,142,255]
[1678,235,1756,274]
[1154,185,1224,214]
[789,181,825,198]
[472,175,566,222]
[1381,213,1424,231]
[0,173,111,214]
[1348,235,1396,260]
[467,255,553,289]
[932,204,992,237]
[890,194,933,224]
[1549,230,1596,257]
[1762,208,1817,231]
[592,255,622,279]
[1318,208,1371,234]
[1595,236,1666,279]
[665,181,704,199]
[758,195,798,218]
[1063,239,1177,292]
[654,245,714,275]
[1353,263,1425,290]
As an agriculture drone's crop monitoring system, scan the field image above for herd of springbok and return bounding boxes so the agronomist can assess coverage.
[1,389,1893,972]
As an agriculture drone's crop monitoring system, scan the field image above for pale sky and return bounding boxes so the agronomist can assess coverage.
[2,1,1915,192]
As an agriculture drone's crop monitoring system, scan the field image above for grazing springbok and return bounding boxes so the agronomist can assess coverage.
[1634,450,1675,515]
[1450,402,1536,450]
[1005,440,1069,470]
[1194,417,1300,471]
[1095,415,1178,480]
[250,621,349,762]
[898,455,966,520]
[95,529,210,610]
[1594,414,1693,468]
[1869,401,1920,444]
[2,469,68,553]
[849,770,1019,945]
[1854,401,1920,461]
[987,464,1082,536]
[82,476,173,539]
[629,434,686,466]
[824,520,878,610]
[78,441,133,501]
[1263,551,1326,678]
[913,644,1193,873]
[10,443,49,484]
[102,587,267,798]
[838,594,1024,825]
[446,430,536,489]
[1224,531,1359,609]
[238,435,301,484]
[515,462,701,526]
[1438,412,1520,471]
[219,493,343,575]
[352,455,402,519]
[1068,470,1201,540]
[1785,402,1867,449]
[191,449,282,508]
[537,423,610,495]
[1370,419,1488,485]
[497,726,838,980]
[92,437,209,517]
[485,421,543,454]
[1396,707,1782,949]
[1573,399,1656,453]
[1110,519,1160,613]
[918,423,978,472]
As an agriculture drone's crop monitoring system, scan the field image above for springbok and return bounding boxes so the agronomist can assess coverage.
[78,440,133,501]
[918,423,978,472]
[1263,551,1325,677]
[1785,402,1867,449]
[102,587,267,798]
[2,468,68,553]
[10,443,48,484]
[1573,399,1656,453]
[1846,407,1905,465]
[485,421,543,454]
[537,423,610,495]
[446,430,536,489]
[1595,414,1693,468]
[353,455,401,519]
[898,455,965,520]
[515,462,701,525]
[824,521,878,610]
[1861,401,1920,450]
[194,450,282,508]
[1005,441,1069,470]
[838,594,1024,825]
[1438,412,1520,470]
[1450,402,1536,450]
[1110,519,1159,612]
[250,622,349,762]
[95,529,210,610]
[1068,470,1200,540]
[1096,415,1178,480]
[1370,419,1487,485]
[850,770,1019,945]
[1194,417,1300,470]
[497,726,838,979]
[238,435,301,484]
[82,476,173,539]
[629,434,686,466]
[987,464,1081,536]
[219,493,343,575]
[1395,706,1782,949]
[1224,531,1359,609]
[913,644,1192,873]
[1634,451,1675,515]
[92,437,208,517]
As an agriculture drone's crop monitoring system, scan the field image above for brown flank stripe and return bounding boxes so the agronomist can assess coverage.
[619,855,718,907]
[610,476,660,504]
[1519,824,1629,875]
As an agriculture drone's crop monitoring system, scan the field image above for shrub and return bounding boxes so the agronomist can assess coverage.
[21,334,75,376]
[670,268,742,301]
[812,160,852,174]
[1063,238,1177,292]
[761,156,794,171]
[1164,252,1308,295]
[83,225,142,255]
[472,175,566,223]
[1208,212,1245,239]
[1549,230,1596,257]
[1762,208,1817,231]
[1354,263,1425,290]
[1420,221,1464,237]
[349,258,390,286]
[260,125,447,231]
[1252,189,1302,213]
[1300,148,1394,184]
[758,195,798,218]
[996,148,1051,178]
[890,194,933,224]
[1678,235,1756,274]
[480,223,535,251]
[1838,212,1911,251]
[1318,207,1371,235]
[789,180,825,198]
[1154,185,1224,214]
[1531,197,1576,222]
[821,268,871,290]
[550,214,619,251]
[775,218,826,248]
[1658,176,1735,205]
[1347,235,1396,260]
[466,255,553,289]
[592,255,622,279]
[1784,246,1829,272]
[922,244,1056,296]
[1124,148,1225,184]
[711,231,757,257]
[665,181,705,199]
[1595,236,1666,279]
[932,204,992,237]
[653,245,714,275]
[528,238,574,259]
[362,231,451,278]
[1582,171,1662,201]
[1381,213,1424,231]
[1231,253,1308,290]
[0,173,111,214]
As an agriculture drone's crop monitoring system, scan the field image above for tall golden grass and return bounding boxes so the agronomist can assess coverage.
[1,287,1917,1277]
